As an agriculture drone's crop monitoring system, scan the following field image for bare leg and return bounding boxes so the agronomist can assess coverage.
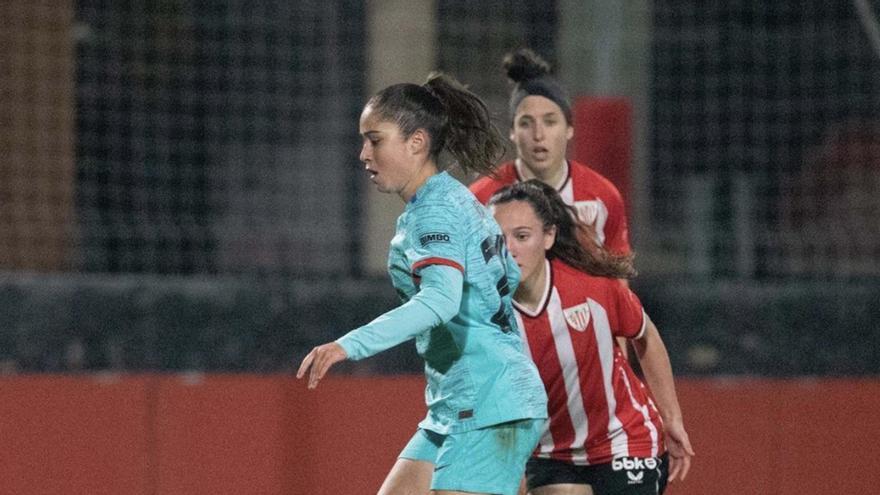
[432,487,592,495]
[433,491,491,495]
[530,484,594,495]
[517,476,528,495]
[378,458,434,495]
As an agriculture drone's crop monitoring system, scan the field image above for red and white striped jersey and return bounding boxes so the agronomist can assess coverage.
[469,160,631,255]
[513,258,664,465]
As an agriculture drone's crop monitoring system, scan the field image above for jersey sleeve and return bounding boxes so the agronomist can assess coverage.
[404,203,467,276]
[609,279,646,339]
[336,265,463,360]
[468,163,516,205]
[602,183,632,255]
[468,176,499,205]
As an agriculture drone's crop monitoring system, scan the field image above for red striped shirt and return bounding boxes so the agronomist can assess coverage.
[469,160,631,255]
[513,258,664,465]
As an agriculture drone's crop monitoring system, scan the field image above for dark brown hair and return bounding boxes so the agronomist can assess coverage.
[365,72,506,177]
[503,48,572,125]
[489,180,636,279]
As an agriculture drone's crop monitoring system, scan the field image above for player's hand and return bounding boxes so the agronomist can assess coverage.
[664,419,695,482]
[296,342,348,389]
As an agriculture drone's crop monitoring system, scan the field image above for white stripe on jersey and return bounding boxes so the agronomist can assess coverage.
[633,309,648,339]
[587,299,629,459]
[544,288,590,463]
[619,368,662,457]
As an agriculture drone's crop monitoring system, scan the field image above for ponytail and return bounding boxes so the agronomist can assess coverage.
[366,73,506,177]
[422,73,506,176]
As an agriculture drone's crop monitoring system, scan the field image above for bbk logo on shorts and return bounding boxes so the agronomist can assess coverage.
[611,457,658,485]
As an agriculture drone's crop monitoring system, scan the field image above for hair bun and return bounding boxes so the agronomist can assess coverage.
[503,48,551,83]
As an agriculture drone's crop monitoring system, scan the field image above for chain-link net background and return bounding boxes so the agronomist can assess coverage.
[1,1,878,375]
[73,1,366,276]
[651,1,880,279]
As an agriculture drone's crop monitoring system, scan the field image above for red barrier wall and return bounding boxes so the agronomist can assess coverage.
[153,375,289,494]
[0,375,151,495]
[1,375,878,495]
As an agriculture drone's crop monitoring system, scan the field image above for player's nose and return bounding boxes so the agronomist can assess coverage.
[504,236,517,257]
[359,142,371,163]
[533,123,545,141]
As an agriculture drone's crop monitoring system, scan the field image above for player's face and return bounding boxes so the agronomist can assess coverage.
[491,200,556,290]
[510,95,574,178]
[358,104,419,197]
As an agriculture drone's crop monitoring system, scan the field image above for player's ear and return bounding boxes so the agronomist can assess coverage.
[544,225,557,250]
[408,128,429,155]
[565,124,574,141]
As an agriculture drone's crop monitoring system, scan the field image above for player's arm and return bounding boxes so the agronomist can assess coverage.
[616,295,631,360]
[337,264,461,359]
[630,315,695,482]
[297,264,463,389]
[604,186,632,359]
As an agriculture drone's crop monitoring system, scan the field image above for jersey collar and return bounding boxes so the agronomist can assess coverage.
[512,259,553,318]
[513,160,571,191]
[408,171,448,205]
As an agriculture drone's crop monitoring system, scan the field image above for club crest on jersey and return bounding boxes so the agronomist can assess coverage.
[573,200,600,225]
[563,302,591,332]
[573,200,608,244]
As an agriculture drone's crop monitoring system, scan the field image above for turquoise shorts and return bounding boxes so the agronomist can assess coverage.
[399,418,545,495]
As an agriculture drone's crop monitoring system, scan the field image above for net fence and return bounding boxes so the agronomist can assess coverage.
[4,1,878,280]
[650,0,880,279]
[4,1,367,277]
[2,1,880,375]
[436,0,558,133]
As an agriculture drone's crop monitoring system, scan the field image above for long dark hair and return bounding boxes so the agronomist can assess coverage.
[365,72,506,177]
[489,180,636,279]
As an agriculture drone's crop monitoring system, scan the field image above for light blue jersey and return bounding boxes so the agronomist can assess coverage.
[338,171,547,434]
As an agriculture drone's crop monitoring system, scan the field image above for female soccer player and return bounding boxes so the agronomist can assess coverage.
[471,47,636,360]
[297,73,548,495]
[489,180,694,495]
[470,48,631,257]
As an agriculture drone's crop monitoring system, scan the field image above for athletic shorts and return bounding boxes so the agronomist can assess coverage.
[400,418,545,495]
[526,453,669,495]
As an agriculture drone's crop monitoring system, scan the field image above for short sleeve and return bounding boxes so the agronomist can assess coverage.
[610,279,645,339]
[405,204,467,277]
[602,185,632,255]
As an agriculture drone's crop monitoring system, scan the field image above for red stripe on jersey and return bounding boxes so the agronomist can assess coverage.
[573,311,613,463]
[411,257,464,286]
[521,299,576,464]
[615,365,664,459]
[610,363,651,458]
[411,257,464,274]
[514,259,663,466]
